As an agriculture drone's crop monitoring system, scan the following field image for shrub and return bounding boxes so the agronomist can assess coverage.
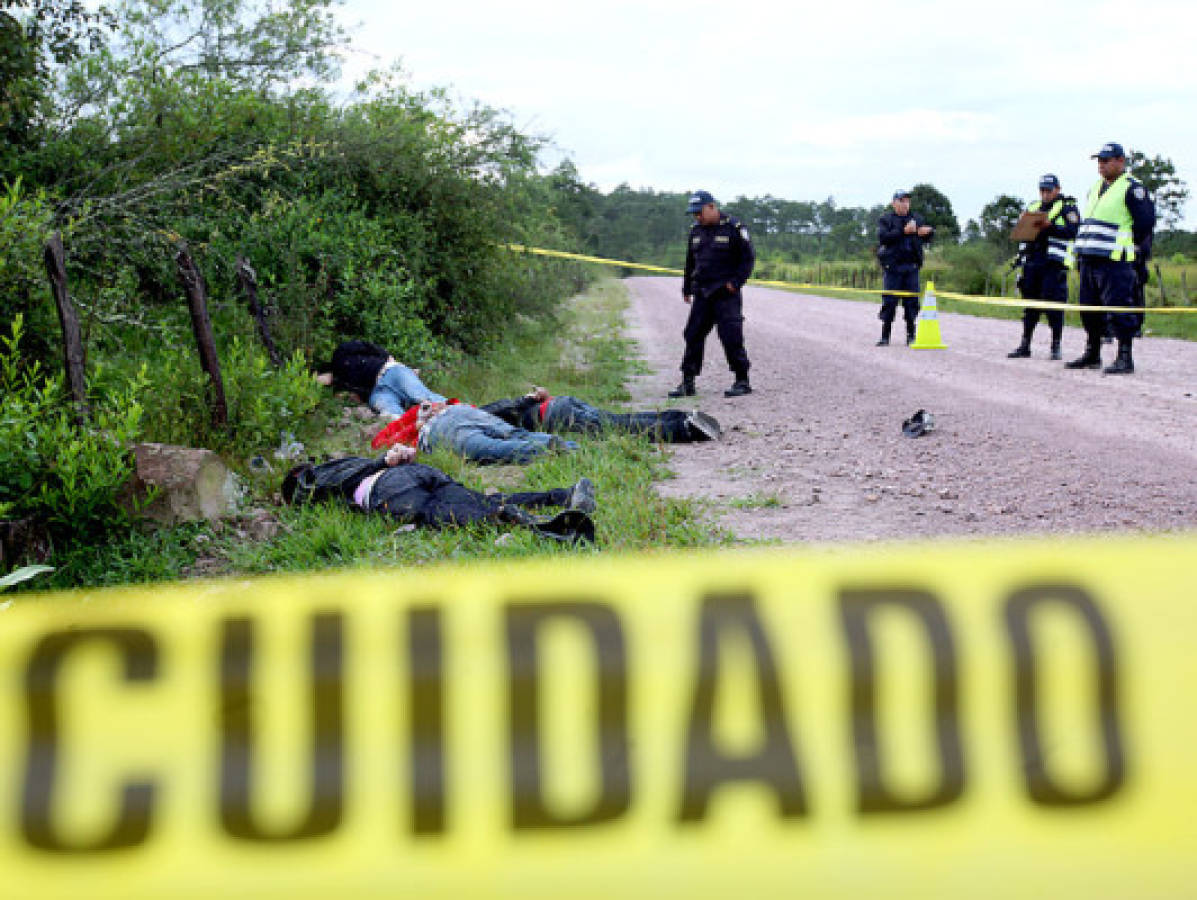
[0,316,145,552]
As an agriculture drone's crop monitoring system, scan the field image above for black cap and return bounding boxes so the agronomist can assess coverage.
[1091,142,1125,160]
[892,189,911,200]
[1039,174,1060,190]
[686,190,716,213]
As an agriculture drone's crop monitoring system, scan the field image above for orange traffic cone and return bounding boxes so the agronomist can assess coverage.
[910,280,948,350]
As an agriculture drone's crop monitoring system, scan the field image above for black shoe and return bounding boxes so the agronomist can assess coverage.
[1065,345,1102,369]
[1007,345,1031,358]
[668,379,696,398]
[876,324,891,346]
[1050,343,1062,361]
[1103,343,1134,375]
[684,410,722,441]
[567,478,596,513]
[906,329,916,345]
[533,509,596,546]
[724,379,752,397]
[875,337,890,346]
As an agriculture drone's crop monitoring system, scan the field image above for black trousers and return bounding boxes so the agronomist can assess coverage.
[680,285,750,379]
[369,466,569,528]
[1019,263,1067,338]
[1078,259,1141,342]
[880,267,921,326]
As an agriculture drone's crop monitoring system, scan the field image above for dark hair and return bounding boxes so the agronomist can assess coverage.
[281,463,316,505]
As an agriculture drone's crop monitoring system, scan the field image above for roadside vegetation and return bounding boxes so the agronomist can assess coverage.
[9,279,728,593]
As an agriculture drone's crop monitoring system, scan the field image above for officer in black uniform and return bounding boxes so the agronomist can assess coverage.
[876,189,933,345]
[669,190,756,398]
[1008,174,1080,360]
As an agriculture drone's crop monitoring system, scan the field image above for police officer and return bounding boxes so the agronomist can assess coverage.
[669,190,756,398]
[1066,142,1156,375]
[876,190,933,345]
[1008,174,1080,360]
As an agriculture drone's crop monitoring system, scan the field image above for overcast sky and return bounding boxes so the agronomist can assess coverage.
[334,0,1196,227]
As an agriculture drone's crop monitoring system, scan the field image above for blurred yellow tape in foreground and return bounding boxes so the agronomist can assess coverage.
[4,535,1197,898]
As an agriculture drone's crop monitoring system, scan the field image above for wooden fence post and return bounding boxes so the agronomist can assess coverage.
[42,233,89,426]
[175,243,228,429]
[235,255,283,368]
[1153,263,1168,306]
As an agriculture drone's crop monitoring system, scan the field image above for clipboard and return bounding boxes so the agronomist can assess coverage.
[1010,211,1048,242]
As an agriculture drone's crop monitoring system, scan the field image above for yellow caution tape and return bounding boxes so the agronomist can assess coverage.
[4,534,1197,898]
[506,243,1197,312]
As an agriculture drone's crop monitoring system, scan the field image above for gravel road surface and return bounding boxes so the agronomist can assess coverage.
[624,276,1197,543]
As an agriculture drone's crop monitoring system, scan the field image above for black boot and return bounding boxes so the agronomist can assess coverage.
[876,322,891,346]
[724,378,752,398]
[668,377,696,398]
[1103,340,1134,375]
[1064,339,1102,369]
[1008,323,1033,357]
[1050,336,1062,361]
[905,323,916,345]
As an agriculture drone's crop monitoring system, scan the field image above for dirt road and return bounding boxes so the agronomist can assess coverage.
[623,276,1197,543]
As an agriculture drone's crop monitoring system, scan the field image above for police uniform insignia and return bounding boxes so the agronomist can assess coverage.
[1133,187,1146,200]
[740,227,751,242]
[1067,211,1079,224]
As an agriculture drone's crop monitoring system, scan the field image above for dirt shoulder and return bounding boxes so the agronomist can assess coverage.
[624,276,1197,544]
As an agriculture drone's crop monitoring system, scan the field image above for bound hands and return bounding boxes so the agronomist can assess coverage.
[385,445,417,466]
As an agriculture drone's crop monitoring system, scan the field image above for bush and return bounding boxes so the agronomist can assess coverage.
[120,336,324,458]
[0,316,145,552]
[0,179,59,367]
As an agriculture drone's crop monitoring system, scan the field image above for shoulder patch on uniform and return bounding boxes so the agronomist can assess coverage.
[1067,211,1079,224]
[1133,186,1146,200]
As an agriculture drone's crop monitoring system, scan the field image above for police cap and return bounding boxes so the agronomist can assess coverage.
[892,189,911,200]
[1039,174,1060,189]
[686,190,716,214]
[1091,142,1126,160]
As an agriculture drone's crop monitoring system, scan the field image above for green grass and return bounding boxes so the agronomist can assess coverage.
[16,279,728,594]
[726,492,785,510]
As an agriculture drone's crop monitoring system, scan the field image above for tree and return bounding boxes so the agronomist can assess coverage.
[977,194,1024,257]
[0,0,115,152]
[1128,151,1189,230]
[909,183,960,243]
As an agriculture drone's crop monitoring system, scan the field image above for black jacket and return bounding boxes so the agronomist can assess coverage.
[480,395,542,431]
[683,214,755,298]
[877,212,933,270]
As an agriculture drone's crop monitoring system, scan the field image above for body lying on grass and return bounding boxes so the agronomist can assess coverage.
[479,387,722,443]
[282,446,596,545]
[372,400,581,465]
[314,340,445,418]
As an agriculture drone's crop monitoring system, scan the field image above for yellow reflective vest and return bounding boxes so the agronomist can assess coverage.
[1076,174,1137,262]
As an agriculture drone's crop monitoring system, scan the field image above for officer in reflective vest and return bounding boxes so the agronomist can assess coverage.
[1065,142,1156,375]
[1008,174,1079,360]
[669,190,756,398]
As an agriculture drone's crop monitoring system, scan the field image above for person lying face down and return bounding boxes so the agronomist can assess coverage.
[479,387,722,442]
[282,445,597,544]
[372,400,581,465]
[314,340,445,418]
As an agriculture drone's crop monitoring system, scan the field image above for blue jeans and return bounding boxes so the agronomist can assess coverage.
[419,406,577,464]
[368,364,445,417]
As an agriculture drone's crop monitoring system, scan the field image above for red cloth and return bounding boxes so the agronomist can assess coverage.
[538,398,551,422]
[371,399,463,450]
[372,407,419,449]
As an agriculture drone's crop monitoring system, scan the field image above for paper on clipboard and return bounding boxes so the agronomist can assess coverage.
[1010,211,1049,242]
